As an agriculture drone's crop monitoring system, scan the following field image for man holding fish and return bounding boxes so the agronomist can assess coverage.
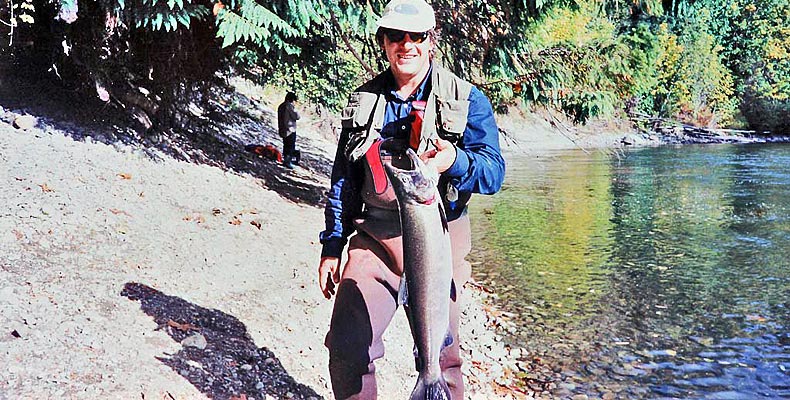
[318,0,506,398]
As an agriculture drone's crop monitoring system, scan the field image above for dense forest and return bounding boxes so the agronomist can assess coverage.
[1,0,788,134]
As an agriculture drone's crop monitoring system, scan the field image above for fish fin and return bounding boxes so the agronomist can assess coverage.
[449,279,456,302]
[442,330,454,349]
[398,274,409,306]
[409,376,451,400]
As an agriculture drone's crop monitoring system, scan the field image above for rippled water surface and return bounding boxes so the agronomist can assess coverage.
[469,144,790,398]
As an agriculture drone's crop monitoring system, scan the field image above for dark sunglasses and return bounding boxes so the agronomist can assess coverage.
[382,28,429,44]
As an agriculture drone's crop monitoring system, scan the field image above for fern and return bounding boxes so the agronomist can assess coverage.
[131,1,210,31]
[285,0,319,35]
[216,0,298,48]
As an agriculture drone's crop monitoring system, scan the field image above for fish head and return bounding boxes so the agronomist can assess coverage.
[384,148,439,206]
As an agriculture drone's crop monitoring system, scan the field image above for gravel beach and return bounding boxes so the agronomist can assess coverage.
[0,86,580,399]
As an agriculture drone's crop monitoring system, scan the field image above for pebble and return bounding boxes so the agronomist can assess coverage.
[559,382,577,391]
[181,333,207,349]
[0,286,17,302]
[0,118,14,130]
[40,204,58,216]
[13,115,37,130]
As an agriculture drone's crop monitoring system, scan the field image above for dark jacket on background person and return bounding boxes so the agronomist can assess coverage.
[319,63,506,259]
[278,100,300,138]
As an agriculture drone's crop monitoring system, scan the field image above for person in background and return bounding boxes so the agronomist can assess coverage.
[278,91,300,169]
[317,0,506,398]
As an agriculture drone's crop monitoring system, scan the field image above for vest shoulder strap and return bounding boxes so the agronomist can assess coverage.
[416,64,474,153]
[343,72,390,161]
[432,64,473,102]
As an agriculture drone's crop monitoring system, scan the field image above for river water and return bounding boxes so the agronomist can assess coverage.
[468,144,790,399]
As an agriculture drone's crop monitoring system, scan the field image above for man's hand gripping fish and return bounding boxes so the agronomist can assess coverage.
[384,148,455,400]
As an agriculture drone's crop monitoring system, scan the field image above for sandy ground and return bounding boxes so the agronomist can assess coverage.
[0,86,644,400]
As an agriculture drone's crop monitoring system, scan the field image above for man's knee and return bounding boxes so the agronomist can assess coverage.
[326,316,376,398]
[326,279,376,355]
[326,311,377,400]
[324,278,379,393]
[440,343,463,371]
[327,349,375,399]
[326,329,373,371]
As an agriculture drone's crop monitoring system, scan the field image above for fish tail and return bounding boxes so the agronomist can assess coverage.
[409,376,451,400]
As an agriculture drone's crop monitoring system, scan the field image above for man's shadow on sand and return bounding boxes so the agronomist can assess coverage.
[121,282,322,400]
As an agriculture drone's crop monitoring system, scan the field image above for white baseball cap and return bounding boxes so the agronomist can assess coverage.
[376,0,436,32]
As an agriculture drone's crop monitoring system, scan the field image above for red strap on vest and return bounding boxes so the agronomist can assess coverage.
[364,139,388,195]
[364,100,427,195]
[409,100,426,150]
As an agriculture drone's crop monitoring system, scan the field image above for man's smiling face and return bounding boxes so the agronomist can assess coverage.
[383,32,434,84]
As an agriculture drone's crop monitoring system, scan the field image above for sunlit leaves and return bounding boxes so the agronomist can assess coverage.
[487,0,634,123]
[526,2,616,49]
[7,0,37,25]
[132,1,209,31]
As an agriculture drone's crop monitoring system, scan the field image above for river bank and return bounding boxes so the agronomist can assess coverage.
[1,73,781,399]
[0,76,576,400]
[1,112,531,399]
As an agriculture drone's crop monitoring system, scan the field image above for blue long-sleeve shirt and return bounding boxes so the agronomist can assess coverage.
[319,70,506,259]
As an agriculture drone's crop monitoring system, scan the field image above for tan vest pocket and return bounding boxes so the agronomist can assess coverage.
[436,97,470,142]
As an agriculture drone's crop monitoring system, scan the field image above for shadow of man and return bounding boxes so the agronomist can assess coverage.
[121,282,322,400]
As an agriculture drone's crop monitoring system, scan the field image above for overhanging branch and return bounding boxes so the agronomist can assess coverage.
[328,10,376,79]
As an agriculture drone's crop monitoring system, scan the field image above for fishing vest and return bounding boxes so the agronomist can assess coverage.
[341,64,474,211]
[341,64,474,162]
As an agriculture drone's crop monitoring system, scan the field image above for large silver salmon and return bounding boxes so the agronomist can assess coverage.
[384,148,454,400]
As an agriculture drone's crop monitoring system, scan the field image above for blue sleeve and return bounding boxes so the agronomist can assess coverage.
[444,86,506,195]
[318,133,362,259]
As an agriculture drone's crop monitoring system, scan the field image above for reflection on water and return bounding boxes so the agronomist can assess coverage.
[469,144,790,398]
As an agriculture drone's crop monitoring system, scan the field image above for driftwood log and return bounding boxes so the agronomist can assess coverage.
[628,113,788,145]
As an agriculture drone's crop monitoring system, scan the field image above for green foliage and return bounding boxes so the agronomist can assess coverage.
[478,0,747,127]
[647,21,738,126]
[216,0,299,49]
[729,0,790,133]
[527,2,616,48]
[273,48,365,111]
[132,1,210,31]
[485,1,628,123]
[224,0,381,110]
[1,0,787,133]
[655,0,788,132]
[333,0,379,36]
[618,23,661,114]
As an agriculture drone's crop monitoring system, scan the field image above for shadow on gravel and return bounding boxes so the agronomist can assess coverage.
[0,69,332,207]
[121,282,322,400]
